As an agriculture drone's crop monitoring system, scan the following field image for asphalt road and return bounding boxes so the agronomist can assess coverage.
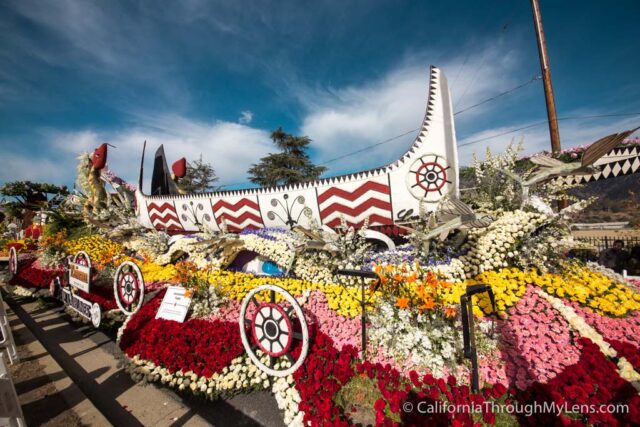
[2,281,285,427]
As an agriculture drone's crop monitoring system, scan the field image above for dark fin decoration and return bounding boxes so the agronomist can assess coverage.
[151,145,179,196]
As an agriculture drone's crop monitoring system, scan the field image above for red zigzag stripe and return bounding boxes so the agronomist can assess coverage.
[216,211,263,226]
[148,202,178,213]
[325,214,393,228]
[149,212,181,224]
[318,182,390,204]
[212,199,260,212]
[320,199,392,218]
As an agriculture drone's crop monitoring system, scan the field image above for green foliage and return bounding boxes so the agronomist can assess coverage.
[248,127,327,187]
[0,181,67,205]
[180,156,220,193]
[44,208,85,236]
[0,181,68,219]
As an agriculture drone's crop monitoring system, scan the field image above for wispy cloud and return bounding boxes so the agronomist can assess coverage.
[297,44,521,173]
[0,116,272,189]
[457,115,640,164]
[238,110,254,125]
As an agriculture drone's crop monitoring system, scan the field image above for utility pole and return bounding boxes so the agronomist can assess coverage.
[531,0,561,154]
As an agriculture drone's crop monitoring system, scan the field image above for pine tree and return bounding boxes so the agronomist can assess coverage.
[180,156,220,193]
[248,128,326,187]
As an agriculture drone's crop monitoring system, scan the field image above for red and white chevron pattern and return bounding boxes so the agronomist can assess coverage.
[212,198,263,232]
[147,202,183,231]
[318,181,393,228]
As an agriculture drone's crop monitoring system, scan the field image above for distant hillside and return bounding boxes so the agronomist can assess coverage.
[459,166,640,225]
[570,174,640,225]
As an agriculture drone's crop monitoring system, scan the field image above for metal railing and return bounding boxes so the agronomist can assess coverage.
[574,236,640,252]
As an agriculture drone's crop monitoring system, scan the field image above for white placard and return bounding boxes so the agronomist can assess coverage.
[156,286,192,323]
[68,262,91,292]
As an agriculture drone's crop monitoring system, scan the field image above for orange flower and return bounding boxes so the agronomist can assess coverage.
[444,306,457,318]
[395,297,410,309]
[419,298,436,311]
[440,281,452,289]
[425,271,439,288]
[406,271,417,283]
[184,289,193,298]
[415,283,432,304]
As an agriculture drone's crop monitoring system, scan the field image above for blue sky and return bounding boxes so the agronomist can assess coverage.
[1,0,639,190]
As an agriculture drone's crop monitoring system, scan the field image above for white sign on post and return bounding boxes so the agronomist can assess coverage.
[156,286,192,323]
[68,262,91,292]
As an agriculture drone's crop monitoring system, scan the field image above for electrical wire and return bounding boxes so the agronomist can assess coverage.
[219,112,640,188]
[454,75,541,116]
[458,112,640,148]
[318,128,419,166]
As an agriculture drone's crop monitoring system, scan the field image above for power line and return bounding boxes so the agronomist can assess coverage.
[318,128,420,166]
[319,75,544,166]
[458,121,548,147]
[219,111,640,188]
[315,76,547,166]
[454,75,541,116]
[458,111,640,148]
[454,23,510,110]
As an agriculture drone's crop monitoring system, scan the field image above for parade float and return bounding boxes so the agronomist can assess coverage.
[3,66,640,427]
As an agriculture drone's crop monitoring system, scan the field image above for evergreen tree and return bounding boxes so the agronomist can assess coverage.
[248,128,326,187]
[0,181,68,216]
[180,156,220,193]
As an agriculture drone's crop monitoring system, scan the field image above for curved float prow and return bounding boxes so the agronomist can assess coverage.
[134,66,460,234]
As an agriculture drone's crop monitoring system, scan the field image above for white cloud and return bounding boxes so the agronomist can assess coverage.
[456,115,640,164]
[298,45,520,173]
[0,151,67,185]
[238,110,254,125]
[1,116,273,190]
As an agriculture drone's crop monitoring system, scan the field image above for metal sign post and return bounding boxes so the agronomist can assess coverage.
[335,269,378,361]
[460,284,496,393]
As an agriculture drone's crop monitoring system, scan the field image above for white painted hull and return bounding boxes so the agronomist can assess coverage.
[136,66,459,233]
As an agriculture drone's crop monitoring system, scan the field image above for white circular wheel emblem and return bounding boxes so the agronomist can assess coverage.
[239,284,309,377]
[8,247,17,276]
[113,261,145,315]
[406,153,453,202]
[90,303,102,328]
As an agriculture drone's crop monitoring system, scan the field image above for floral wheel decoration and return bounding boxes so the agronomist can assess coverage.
[239,284,309,377]
[73,251,91,268]
[113,261,145,315]
[405,153,452,202]
[8,246,17,277]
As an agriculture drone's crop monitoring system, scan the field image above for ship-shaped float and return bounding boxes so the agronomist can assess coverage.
[135,66,459,234]
[130,66,640,235]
